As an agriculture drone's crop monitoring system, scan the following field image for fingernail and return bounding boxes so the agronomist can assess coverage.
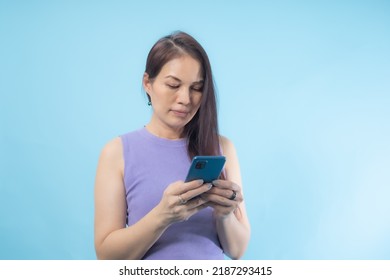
[212,180,218,185]
[208,183,213,189]
[197,179,204,185]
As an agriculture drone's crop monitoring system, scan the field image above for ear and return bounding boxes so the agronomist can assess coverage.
[143,72,152,94]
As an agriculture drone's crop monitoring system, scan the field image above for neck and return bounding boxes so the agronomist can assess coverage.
[145,123,184,140]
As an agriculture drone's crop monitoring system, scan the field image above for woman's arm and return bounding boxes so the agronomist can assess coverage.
[202,136,251,259]
[94,137,166,259]
[94,137,211,259]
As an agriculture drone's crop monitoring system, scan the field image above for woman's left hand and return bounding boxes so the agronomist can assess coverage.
[201,179,243,219]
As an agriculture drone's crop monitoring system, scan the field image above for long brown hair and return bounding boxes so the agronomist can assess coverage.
[144,31,220,159]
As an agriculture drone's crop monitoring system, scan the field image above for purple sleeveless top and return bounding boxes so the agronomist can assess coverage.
[120,128,224,260]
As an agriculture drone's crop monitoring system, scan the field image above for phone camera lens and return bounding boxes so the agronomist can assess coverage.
[195,161,206,169]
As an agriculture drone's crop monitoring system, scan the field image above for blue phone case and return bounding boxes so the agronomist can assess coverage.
[185,156,226,183]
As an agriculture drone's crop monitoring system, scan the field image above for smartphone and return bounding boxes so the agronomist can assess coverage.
[185,156,226,183]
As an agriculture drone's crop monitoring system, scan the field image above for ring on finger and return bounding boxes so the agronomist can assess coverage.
[229,190,237,201]
[178,195,187,205]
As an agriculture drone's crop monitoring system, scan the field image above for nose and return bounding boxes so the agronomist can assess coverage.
[177,87,190,105]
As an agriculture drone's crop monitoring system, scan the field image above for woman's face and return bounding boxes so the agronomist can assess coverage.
[144,55,203,135]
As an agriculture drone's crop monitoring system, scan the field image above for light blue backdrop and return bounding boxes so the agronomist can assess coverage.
[1,0,389,259]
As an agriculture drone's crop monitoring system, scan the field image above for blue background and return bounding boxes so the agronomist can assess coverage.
[1,0,389,259]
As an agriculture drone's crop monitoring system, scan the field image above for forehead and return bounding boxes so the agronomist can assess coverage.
[159,55,203,82]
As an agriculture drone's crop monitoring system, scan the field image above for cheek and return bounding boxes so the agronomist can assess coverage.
[192,94,203,107]
[153,89,173,104]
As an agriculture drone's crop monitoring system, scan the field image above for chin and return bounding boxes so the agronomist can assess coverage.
[168,120,191,130]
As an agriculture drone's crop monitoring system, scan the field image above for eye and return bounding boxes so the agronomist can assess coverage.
[191,81,204,92]
[191,86,203,92]
[167,84,180,89]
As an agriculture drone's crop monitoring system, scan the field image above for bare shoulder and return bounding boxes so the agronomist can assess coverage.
[99,137,124,170]
[101,137,122,156]
[219,135,237,155]
[219,135,240,170]
[219,135,243,188]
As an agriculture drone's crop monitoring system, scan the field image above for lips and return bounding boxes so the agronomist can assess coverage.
[171,109,189,117]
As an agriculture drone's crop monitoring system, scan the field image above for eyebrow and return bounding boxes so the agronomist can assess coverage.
[165,75,203,84]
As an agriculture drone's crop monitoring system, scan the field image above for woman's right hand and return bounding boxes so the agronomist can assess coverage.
[156,179,212,224]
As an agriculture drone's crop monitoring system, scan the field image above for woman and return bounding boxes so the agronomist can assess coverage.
[94,31,250,260]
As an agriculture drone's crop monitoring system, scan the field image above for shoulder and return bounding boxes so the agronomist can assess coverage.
[218,135,242,183]
[219,135,237,155]
[100,128,144,160]
[99,137,124,168]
